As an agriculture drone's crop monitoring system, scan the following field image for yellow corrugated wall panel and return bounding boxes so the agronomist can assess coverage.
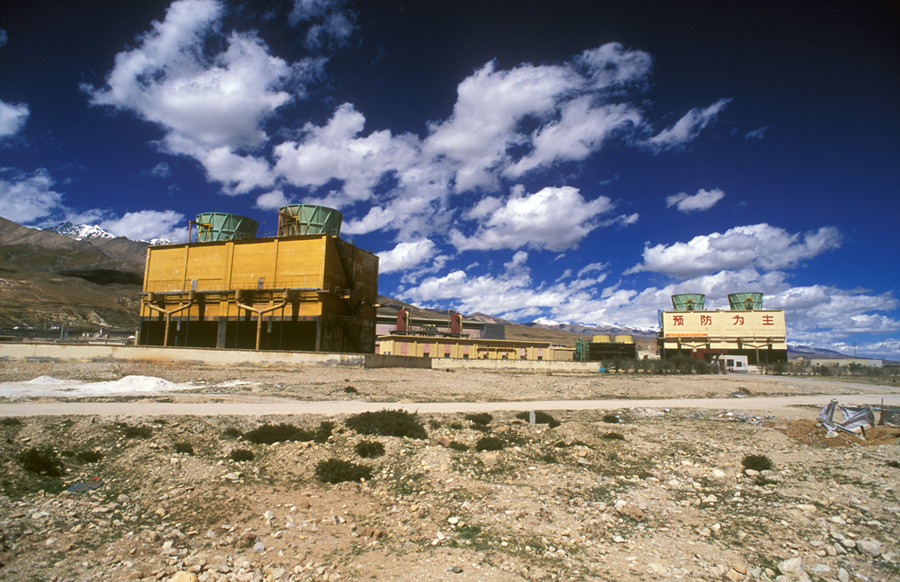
[144,246,187,292]
[229,240,280,289]
[274,238,322,288]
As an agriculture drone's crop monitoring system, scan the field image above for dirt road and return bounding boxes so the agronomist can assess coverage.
[3,392,899,419]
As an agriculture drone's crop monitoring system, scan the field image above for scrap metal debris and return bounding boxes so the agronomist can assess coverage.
[818,399,900,439]
[67,478,104,492]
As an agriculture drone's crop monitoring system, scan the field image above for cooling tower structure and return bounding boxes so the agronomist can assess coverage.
[192,213,258,242]
[671,293,705,311]
[658,293,787,366]
[277,205,343,237]
[728,292,763,311]
[138,206,378,353]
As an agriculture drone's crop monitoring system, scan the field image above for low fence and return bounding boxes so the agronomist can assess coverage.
[431,358,599,373]
[0,343,378,368]
[0,343,605,372]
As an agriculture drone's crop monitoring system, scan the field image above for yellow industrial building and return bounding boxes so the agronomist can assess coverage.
[658,292,787,365]
[377,334,574,361]
[138,207,378,352]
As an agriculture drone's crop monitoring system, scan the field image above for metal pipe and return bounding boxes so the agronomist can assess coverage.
[145,302,193,347]
[235,296,290,350]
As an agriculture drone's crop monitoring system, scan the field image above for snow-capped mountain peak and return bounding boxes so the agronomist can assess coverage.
[47,222,115,241]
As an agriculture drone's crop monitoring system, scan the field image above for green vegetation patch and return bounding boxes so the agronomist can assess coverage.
[465,413,493,426]
[475,436,505,452]
[515,411,561,428]
[219,427,243,440]
[17,446,64,477]
[243,423,315,444]
[355,440,385,458]
[345,409,427,439]
[742,454,774,472]
[315,458,373,484]
[117,423,153,439]
[230,449,255,462]
[174,442,194,455]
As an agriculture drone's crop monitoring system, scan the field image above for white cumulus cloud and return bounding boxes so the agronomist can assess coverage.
[666,188,725,213]
[274,103,420,203]
[0,100,29,139]
[255,189,291,210]
[98,209,185,242]
[378,239,437,274]
[629,223,842,278]
[83,0,318,194]
[0,169,64,223]
[450,186,616,252]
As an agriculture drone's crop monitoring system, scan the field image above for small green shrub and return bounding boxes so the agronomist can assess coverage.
[885,460,899,469]
[174,442,194,455]
[457,524,482,540]
[448,441,469,451]
[315,421,335,443]
[429,419,442,429]
[742,454,774,472]
[1,418,23,427]
[475,436,505,451]
[17,447,64,477]
[344,386,358,394]
[315,458,372,484]
[230,449,255,462]
[602,432,625,441]
[75,450,103,463]
[515,411,561,428]
[465,413,493,426]
[119,424,153,439]
[345,410,427,439]
[244,423,314,444]
[220,427,242,440]
[602,414,621,424]
[448,422,463,430]
[355,441,385,458]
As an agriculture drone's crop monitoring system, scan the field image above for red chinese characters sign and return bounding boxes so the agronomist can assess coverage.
[663,310,784,338]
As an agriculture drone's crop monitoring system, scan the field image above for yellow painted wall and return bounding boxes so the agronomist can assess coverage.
[141,236,377,322]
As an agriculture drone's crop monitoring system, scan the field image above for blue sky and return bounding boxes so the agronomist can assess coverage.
[1,0,898,358]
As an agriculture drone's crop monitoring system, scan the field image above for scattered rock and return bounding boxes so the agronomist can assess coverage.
[856,538,882,557]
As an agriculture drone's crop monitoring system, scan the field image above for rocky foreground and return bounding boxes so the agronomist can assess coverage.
[0,364,898,581]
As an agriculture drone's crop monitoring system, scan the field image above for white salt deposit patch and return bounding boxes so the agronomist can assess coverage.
[216,379,258,388]
[26,376,69,385]
[0,375,199,399]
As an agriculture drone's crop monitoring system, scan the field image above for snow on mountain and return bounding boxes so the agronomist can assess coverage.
[48,222,115,241]
[526,318,658,339]
[47,222,172,245]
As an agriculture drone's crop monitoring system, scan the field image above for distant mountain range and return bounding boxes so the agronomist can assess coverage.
[46,222,170,245]
[0,218,882,360]
[527,317,658,339]
[0,217,148,331]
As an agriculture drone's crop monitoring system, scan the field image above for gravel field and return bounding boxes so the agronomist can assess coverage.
[1,361,899,582]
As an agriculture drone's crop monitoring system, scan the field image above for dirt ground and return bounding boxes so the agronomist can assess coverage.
[1,361,898,582]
